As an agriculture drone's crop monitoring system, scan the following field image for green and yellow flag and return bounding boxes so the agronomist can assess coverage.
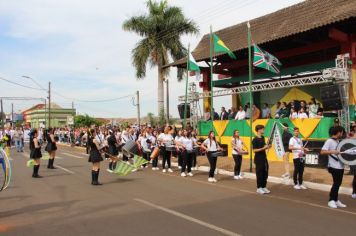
[213,34,236,60]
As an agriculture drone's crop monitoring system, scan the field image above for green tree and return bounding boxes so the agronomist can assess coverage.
[147,112,157,126]
[74,114,103,128]
[123,0,199,115]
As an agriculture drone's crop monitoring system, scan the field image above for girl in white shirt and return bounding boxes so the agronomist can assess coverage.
[297,107,308,119]
[201,131,221,182]
[174,130,183,169]
[177,130,197,177]
[231,130,248,180]
[158,126,174,173]
[289,108,298,119]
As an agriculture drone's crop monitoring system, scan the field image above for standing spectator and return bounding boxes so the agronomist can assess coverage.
[235,106,246,120]
[309,98,318,118]
[274,102,281,118]
[297,107,308,119]
[228,107,237,120]
[245,103,251,119]
[13,127,24,152]
[262,103,271,119]
[281,123,292,178]
[219,107,229,120]
[278,102,290,118]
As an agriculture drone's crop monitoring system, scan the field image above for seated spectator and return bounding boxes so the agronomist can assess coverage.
[228,107,237,120]
[297,107,308,119]
[316,111,324,118]
[278,102,290,118]
[289,107,298,119]
[213,108,219,120]
[275,101,281,118]
[235,106,246,120]
[262,103,271,118]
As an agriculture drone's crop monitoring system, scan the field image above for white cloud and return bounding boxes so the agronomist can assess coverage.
[0,0,303,118]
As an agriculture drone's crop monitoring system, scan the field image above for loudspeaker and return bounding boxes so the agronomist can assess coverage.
[320,85,343,111]
[178,103,190,119]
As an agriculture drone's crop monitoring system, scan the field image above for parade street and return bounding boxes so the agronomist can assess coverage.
[0,146,355,236]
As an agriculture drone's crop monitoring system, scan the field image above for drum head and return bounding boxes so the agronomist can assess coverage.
[337,138,356,166]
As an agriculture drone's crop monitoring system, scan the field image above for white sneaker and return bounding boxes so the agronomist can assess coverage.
[238,175,244,179]
[336,200,347,208]
[294,185,301,190]
[152,167,156,171]
[132,169,137,172]
[352,193,356,199]
[168,168,173,173]
[162,169,167,173]
[106,169,114,173]
[257,188,265,195]
[181,172,186,177]
[212,178,217,183]
[178,166,182,170]
[299,184,307,190]
[233,176,240,180]
[187,172,193,177]
[281,173,290,178]
[262,188,271,194]
[208,177,214,182]
[155,167,160,170]
[328,200,338,209]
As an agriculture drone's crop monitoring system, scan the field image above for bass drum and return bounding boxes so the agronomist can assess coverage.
[337,138,356,166]
[122,140,139,156]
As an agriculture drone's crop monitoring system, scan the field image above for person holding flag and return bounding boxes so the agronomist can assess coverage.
[231,130,248,180]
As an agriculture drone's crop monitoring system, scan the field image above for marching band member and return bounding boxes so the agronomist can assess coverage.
[121,127,131,163]
[151,130,159,170]
[45,128,58,169]
[191,130,198,170]
[320,126,347,208]
[177,130,196,177]
[231,130,248,180]
[289,127,309,190]
[252,125,271,194]
[175,130,183,169]
[30,129,43,178]
[201,131,221,183]
[281,123,292,178]
[137,130,150,168]
[107,129,118,172]
[158,126,174,173]
[88,129,104,185]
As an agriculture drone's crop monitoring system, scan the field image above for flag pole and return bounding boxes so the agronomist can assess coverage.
[209,25,214,124]
[247,22,254,173]
[183,44,190,129]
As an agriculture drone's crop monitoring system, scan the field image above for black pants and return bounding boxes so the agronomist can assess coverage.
[255,158,268,188]
[232,154,242,176]
[328,167,344,201]
[142,152,150,167]
[182,151,193,173]
[207,152,218,178]
[177,152,183,167]
[353,173,356,194]
[152,156,158,167]
[192,153,197,168]
[162,150,171,169]
[293,158,305,185]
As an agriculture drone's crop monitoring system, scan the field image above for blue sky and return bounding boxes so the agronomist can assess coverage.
[0,0,303,118]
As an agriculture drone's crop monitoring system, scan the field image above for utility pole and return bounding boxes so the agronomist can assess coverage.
[48,82,51,128]
[136,91,141,127]
[0,99,3,130]
[44,99,47,128]
[11,103,14,128]
[166,79,169,124]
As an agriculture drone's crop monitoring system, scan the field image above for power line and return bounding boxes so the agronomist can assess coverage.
[0,76,45,91]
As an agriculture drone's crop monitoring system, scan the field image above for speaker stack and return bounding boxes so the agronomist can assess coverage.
[320,85,343,111]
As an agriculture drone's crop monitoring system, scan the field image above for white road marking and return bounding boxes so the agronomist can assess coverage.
[162,173,356,217]
[62,152,84,159]
[54,165,75,174]
[134,198,241,236]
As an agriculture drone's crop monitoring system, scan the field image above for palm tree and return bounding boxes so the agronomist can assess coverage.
[123,0,199,115]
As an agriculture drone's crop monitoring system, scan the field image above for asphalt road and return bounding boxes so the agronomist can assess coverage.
[1,145,355,236]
